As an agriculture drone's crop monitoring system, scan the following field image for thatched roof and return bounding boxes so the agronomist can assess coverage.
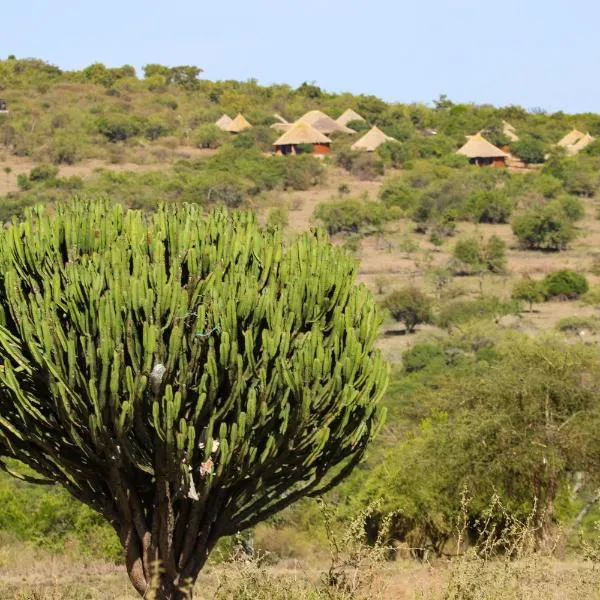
[223,113,252,133]
[337,108,365,127]
[215,114,233,130]
[567,133,595,155]
[351,126,396,152]
[273,122,331,146]
[502,121,519,142]
[271,122,292,132]
[297,110,354,134]
[456,134,508,159]
[273,113,288,124]
[557,129,586,148]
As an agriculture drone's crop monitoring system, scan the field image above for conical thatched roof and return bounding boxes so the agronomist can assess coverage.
[567,132,595,155]
[215,114,233,130]
[273,122,332,146]
[297,110,354,134]
[557,129,586,148]
[351,126,396,152]
[337,108,365,127]
[223,113,252,133]
[502,121,519,142]
[457,134,508,159]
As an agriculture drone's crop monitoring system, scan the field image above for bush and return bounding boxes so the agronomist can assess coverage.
[350,153,385,180]
[193,124,226,149]
[96,114,143,142]
[313,198,396,235]
[542,270,588,300]
[555,316,600,334]
[466,190,513,223]
[510,137,547,164]
[452,235,506,274]
[382,287,432,333]
[512,208,575,251]
[511,277,543,312]
[437,297,520,329]
[378,177,418,211]
[548,194,585,222]
[29,163,59,182]
[402,342,445,372]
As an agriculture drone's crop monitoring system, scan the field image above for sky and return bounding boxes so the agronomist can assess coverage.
[2,0,599,114]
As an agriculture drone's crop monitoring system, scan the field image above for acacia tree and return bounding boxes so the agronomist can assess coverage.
[0,202,388,599]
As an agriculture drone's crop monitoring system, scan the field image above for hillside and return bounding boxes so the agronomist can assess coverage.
[3,57,600,598]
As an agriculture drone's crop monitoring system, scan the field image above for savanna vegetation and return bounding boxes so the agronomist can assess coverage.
[3,56,600,599]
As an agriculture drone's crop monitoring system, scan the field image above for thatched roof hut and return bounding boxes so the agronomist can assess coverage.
[502,121,519,142]
[223,113,252,133]
[215,114,233,130]
[297,110,354,135]
[557,129,595,155]
[273,122,332,156]
[351,126,396,152]
[337,108,365,127]
[557,129,586,148]
[457,133,508,166]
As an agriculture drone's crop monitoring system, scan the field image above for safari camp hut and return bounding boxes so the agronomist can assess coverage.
[351,126,396,152]
[297,110,354,135]
[456,133,508,167]
[223,113,252,133]
[337,108,365,128]
[215,114,233,130]
[557,129,595,155]
[273,122,332,156]
[271,114,291,132]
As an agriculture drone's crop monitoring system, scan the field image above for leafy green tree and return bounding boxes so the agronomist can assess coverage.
[466,190,513,223]
[512,208,575,250]
[453,236,506,274]
[510,136,547,164]
[382,287,433,333]
[0,202,387,599]
[542,269,589,299]
[512,277,543,312]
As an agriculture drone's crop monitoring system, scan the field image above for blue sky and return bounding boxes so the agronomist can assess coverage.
[2,0,598,113]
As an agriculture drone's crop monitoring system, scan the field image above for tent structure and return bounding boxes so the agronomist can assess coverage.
[456,133,508,167]
[215,114,233,130]
[223,113,252,133]
[351,126,397,152]
[273,122,332,156]
[337,108,365,127]
[557,129,595,155]
[502,121,519,142]
[297,110,354,135]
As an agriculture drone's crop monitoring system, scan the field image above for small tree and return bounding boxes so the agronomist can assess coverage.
[512,277,543,312]
[512,208,575,251]
[0,202,388,599]
[542,269,589,299]
[382,287,432,333]
[510,137,547,165]
[453,236,506,275]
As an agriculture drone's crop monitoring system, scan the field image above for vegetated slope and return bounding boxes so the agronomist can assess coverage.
[3,57,600,590]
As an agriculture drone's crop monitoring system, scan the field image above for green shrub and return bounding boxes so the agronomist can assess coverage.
[548,194,585,222]
[437,297,520,329]
[96,114,143,142]
[452,235,506,274]
[511,277,543,311]
[510,137,547,164]
[313,198,396,235]
[555,316,600,333]
[512,208,575,250]
[29,163,59,182]
[542,270,588,299]
[402,342,445,372]
[193,124,227,149]
[466,190,513,223]
[382,287,433,333]
[378,177,418,211]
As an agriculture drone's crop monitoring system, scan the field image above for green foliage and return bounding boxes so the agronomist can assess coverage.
[438,297,520,329]
[548,194,585,222]
[96,114,143,142]
[452,235,507,274]
[512,207,575,250]
[402,342,445,373]
[378,177,417,211]
[382,287,433,333]
[555,315,600,333]
[511,277,543,311]
[313,198,397,235]
[542,269,589,299]
[0,202,388,596]
[510,136,547,164]
[29,163,59,182]
[193,124,227,149]
[466,189,513,223]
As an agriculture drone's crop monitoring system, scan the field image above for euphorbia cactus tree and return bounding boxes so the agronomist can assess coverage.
[0,202,388,599]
